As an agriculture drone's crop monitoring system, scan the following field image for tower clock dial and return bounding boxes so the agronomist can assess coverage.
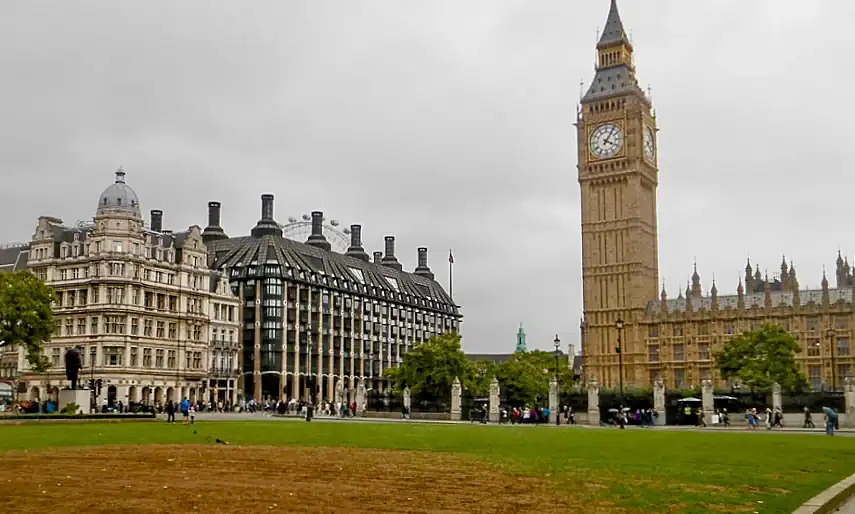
[590,123,623,159]
[643,126,655,161]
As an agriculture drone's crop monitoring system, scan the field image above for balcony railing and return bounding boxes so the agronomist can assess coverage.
[209,366,239,378]
[210,339,240,350]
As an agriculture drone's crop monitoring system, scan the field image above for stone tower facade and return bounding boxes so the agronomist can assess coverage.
[578,0,659,387]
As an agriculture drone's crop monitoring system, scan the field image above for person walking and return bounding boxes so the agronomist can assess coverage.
[180,397,190,425]
[165,400,175,424]
[804,407,815,428]
[823,407,837,436]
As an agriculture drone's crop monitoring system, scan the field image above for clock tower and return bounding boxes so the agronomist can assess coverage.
[577,0,659,388]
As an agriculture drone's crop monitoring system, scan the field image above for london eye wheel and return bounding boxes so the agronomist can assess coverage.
[281,214,351,254]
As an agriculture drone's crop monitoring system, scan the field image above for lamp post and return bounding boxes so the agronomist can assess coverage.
[827,328,837,392]
[306,327,313,422]
[90,348,96,413]
[553,334,561,426]
[615,318,624,399]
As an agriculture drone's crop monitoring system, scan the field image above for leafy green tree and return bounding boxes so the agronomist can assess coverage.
[0,271,55,373]
[715,325,809,392]
[384,333,471,402]
[466,359,496,397]
[495,350,573,407]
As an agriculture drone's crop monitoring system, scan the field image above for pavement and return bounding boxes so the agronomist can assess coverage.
[178,412,855,436]
[837,496,855,513]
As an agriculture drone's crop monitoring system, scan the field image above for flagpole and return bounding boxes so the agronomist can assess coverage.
[448,249,454,300]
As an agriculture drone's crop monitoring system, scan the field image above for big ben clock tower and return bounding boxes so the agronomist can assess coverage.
[578,0,659,388]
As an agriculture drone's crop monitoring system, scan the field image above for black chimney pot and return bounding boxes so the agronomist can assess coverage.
[414,247,435,280]
[251,194,282,238]
[202,201,228,244]
[306,211,332,251]
[345,224,370,262]
[261,194,274,220]
[381,236,403,271]
[150,210,163,233]
[208,201,221,227]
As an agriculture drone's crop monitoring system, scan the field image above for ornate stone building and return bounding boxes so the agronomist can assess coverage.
[204,194,461,403]
[579,1,854,392]
[9,170,241,406]
[641,259,855,391]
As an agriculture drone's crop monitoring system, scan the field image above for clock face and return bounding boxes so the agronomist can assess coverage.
[643,126,656,161]
[590,123,623,159]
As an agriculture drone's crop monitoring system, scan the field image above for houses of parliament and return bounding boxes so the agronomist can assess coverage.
[579,1,852,391]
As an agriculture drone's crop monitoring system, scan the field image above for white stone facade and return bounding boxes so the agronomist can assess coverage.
[18,170,241,409]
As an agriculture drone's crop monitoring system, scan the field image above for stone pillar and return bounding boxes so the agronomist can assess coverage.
[772,382,782,412]
[355,378,366,417]
[334,380,344,404]
[403,387,411,412]
[489,377,500,423]
[586,377,600,426]
[548,378,559,424]
[653,376,666,425]
[701,379,714,425]
[450,376,462,421]
[845,377,855,428]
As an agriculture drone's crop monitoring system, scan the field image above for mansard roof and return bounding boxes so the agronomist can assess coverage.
[0,244,30,272]
[208,234,458,316]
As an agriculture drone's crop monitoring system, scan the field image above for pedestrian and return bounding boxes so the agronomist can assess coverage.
[180,397,190,425]
[804,407,815,428]
[189,405,196,424]
[823,407,837,436]
[165,400,175,423]
[696,407,706,427]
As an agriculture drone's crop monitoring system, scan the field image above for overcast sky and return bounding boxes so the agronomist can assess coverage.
[1,1,853,354]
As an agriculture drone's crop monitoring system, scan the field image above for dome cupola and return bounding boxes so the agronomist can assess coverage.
[96,167,141,218]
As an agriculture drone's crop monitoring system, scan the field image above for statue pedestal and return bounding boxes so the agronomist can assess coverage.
[58,389,90,414]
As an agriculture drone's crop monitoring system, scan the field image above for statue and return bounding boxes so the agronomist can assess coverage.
[64,346,83,390]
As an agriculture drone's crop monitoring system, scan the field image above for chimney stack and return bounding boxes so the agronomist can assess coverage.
[261,194,274,220]
[150,210,163,233]
[251,194,282,238]
[414,247,435,280]
[208,202,221,227]
[345,224,370,262]
[381,236,403,270]
[373,251,383,264]
[306,211,332,251]
[202,201,228,244]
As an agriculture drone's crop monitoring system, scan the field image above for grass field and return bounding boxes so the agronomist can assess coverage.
[1,421,854,513]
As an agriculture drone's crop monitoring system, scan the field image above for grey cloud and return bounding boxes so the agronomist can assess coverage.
[1,1,853,353]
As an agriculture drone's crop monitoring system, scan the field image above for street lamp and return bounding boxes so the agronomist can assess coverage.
[553,334,561,426]
[306,327,313,422]
[615,318,624,398]
[827,328,837,392]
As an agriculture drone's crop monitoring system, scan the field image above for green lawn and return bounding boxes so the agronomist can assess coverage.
[1,420,853,513]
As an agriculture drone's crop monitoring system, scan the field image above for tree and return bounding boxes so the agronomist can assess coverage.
[384,333,471,402]
[466,359,496,398]
[495,350,574,407]
[0,271,55,373]
[715,325,809,392]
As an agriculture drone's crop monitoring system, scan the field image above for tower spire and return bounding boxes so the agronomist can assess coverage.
[597,0,631,49]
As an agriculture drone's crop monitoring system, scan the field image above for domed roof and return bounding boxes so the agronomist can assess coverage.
[96,168,141,218]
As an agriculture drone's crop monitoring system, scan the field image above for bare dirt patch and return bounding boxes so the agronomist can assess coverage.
[0,445,617,513]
